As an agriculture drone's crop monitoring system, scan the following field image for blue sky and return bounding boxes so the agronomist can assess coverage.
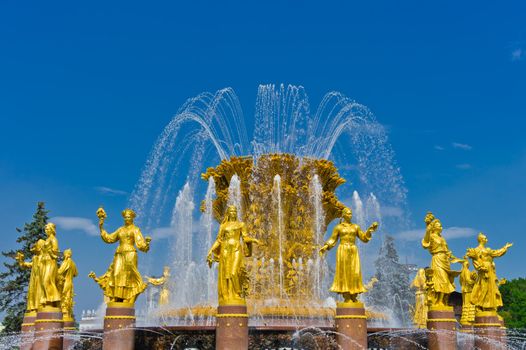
[1,1,525,318]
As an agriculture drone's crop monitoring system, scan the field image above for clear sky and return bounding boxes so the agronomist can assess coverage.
[1,1,525,318]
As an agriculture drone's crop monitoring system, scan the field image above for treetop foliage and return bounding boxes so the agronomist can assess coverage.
[500,277,526,329]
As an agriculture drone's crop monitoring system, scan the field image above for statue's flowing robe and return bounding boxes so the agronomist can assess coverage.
[58,257,78,314]
[19,253,42,311]
[101,225,149,301]
[467,246,506,309]
[422,234,456,294]
[212,222,251,304]
[40,235,61,305]
[325,223,370,295]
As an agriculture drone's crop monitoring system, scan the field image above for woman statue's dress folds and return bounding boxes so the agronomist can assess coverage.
[422,231,456,295]
[320,207,378,303]
[467,233,512,311]
[58,249,78,318]
[208,205,258,305]
[411,268,428,328]
[91,208,151,304]
[100,225,149,302]
[421,213,461,307]
[40,223,61,307]
[326,224,369,295]
[17,239,45,312]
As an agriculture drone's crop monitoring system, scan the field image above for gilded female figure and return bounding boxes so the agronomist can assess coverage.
[411,268,427,328]
[459,257,477,325]
[207,205,260,305]
[39,223,61,308]
[58,249,78,319]
[466,233,512,312]
[319,207,378,304]
[16,239,45,312]
[90,208,151,304]
[421,212,461,308]
[145,266,171,306]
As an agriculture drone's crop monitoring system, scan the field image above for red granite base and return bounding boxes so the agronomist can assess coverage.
[216,304,249,350]
[334,304,367,350]
[33,308,64,350]
[103,302,136,350]
[474,312,506,350]
[427,308,456,350]
[20,312,36,350]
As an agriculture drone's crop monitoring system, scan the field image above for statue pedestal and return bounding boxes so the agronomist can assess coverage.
[103,302,136,350]
[33,307,64,350]
[474,311,506,350]
[21,311,36,350]
[426,307,456,350]
[458,324,474,350]
[215,304,249,350]
[62,316,76,350]
[334,302,367,350]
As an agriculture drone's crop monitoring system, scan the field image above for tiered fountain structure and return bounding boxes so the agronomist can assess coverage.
[201,154,342,326]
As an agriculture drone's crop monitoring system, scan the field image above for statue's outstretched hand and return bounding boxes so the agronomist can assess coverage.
[206,252,214,268]
[88,271,96,279]
[369,222,379,232]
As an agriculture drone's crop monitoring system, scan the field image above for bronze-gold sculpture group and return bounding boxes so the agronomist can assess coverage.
[18,157,513,350]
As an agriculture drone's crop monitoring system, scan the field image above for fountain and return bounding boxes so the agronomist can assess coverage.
[2,84,524,350]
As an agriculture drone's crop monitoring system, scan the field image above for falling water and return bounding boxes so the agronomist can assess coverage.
[202,177,217,304]
[269,258,276,301]
[227,174,242,219]
[171,183,194,266]
[170,183,197,310]
[351,191,366,228]
[272,174,284,299]
[127,84,410,326]
[366,192,382,224]
[310,174,325,300]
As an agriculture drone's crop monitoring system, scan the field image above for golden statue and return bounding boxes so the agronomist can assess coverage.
[16,239,46,313]
[319,207,378,305]
[421,212,461,308]
[207,205,260,305]
[411,268,428,328]
[459,257,477,325]
[58,249,78,320]
[39,223,62,308]
[466,233,512,313]
[364,277,378,290]
[145,266,171,307]
[90,207,151,304]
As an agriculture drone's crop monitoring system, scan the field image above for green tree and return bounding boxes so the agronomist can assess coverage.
[365,235,413,326]
[499,278,526,329]
[0,202,49,333]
